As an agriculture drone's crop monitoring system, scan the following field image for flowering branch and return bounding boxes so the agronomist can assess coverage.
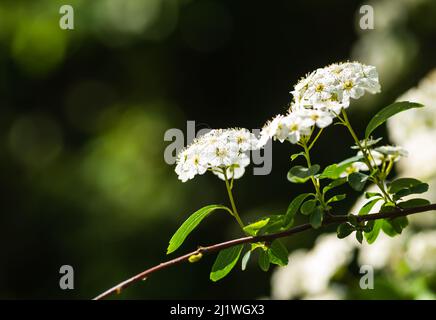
[95,61,430,299]
[93,203,436,300]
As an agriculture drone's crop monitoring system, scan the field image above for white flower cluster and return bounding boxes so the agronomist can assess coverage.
[292,61,381,111]
[342,145,408,176]
[175,128,259,182]
[259,62,381,147]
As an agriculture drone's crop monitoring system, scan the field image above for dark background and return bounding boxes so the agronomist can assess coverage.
[0,0,435,299]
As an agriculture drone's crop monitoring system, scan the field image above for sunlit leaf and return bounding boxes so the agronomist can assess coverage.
[365,101,424,138]
[167,204,228,254]
[210,245,243,282]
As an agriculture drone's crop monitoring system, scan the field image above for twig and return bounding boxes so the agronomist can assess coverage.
[93,203,436,300]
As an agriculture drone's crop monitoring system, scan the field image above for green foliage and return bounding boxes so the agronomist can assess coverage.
[283,193,312,227]
[287,165,320,183]
[381,219,401,237]
[389,216,409,234]
[309,207,323,229]
[387,178,423,194]
[167,205,229,254]
[387,177,429,201]
[323,177,347,193]
[300,199,317,215]
[268,240,289,266]
[259,215,286,234]
[365,101,424,138]
[243,218,270,236]
[337,223,355,239]
[327,194,346,204]
[210,245,244,282]
[358,198,382,215]
[319,155,363,179]
[258,249,270,272]
[392,184,429,201]
[290,152,305,161]
[398,198,430,208]
[355,230,363,244]
[348,172,369,191]
[365,192,382,199]
[365,219,382,244]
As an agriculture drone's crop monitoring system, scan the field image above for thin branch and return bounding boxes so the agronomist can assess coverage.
[93,203,436,300]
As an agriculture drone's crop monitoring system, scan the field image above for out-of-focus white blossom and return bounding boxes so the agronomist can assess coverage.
[358,232,405,269]
[175,128,259,182]
[388,69,436,179]
[271,234,355,299]
[406,231,436,272]
[387,69,436,226]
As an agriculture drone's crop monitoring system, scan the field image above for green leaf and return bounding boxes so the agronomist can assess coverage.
[300,199,317,215]
[319,155,364,179]
[287,165,320,183]
[258,249,270,272]
[364,219,382,244]
[365,101,424,138]
[241,250,251,271]
[337,223,355,239]
[398,198,430,209]
[327,194,346,204]
[387,177,423,194]
[393,183,429,201]
[291,152,305,161]
[167,205,228,254]
[365,192,382,199]
[259,215,285,234]
[348,214,358,227]
[268,240,289,266]
[364,220,374,233]
[348,172,369,191]
[389,216,409,234]
[243,218,270,236]
[251,242,268,251]
[358,198,382,216]
[356,230,363,244]
[322,178,347,194]
[283,193,312,227]
[210,245,243,282]
[381,219,399,237]
[309,207,323,229]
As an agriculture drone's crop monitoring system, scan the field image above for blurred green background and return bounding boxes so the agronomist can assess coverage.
[1,0,436,299]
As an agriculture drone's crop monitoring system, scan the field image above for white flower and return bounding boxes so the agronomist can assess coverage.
[258,112,312,147]
[282,112,311,143]
[291,61,381,117]
[298,109,333,129]
[374,145,408,161]
[339,162,364,178]
[339,144,406,176]
[352,150,383,171]
[257,114,283,148]
[174,128,259,182]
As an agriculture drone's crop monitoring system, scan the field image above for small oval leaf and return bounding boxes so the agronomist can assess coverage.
[210,245,244,282]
